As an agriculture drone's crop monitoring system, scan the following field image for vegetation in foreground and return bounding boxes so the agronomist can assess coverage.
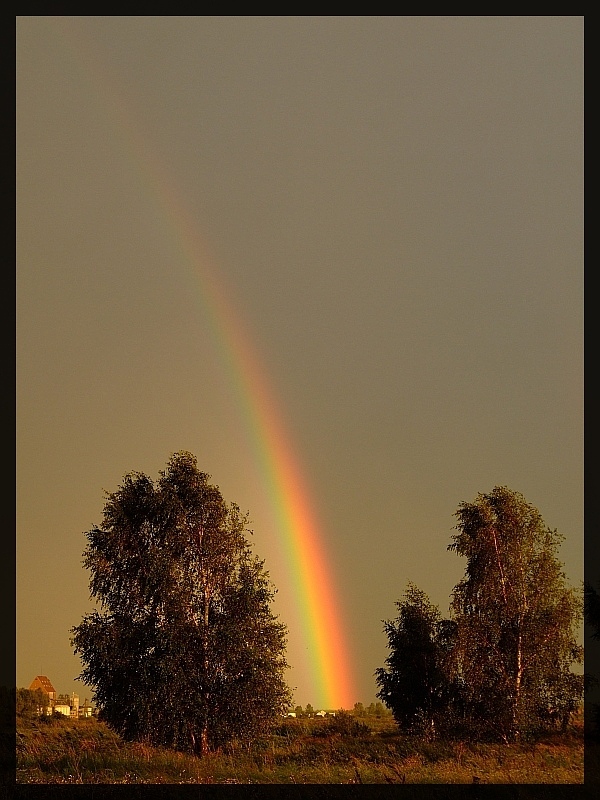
[16,709,584,784]
[18,464,588,784]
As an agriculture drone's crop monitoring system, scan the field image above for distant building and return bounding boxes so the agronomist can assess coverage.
[28,675,56,703]
[29,676,56,714]
[27,676,96,719]
[80,699,93,718]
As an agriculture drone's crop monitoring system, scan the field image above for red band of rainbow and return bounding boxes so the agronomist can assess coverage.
[45,17,358,710]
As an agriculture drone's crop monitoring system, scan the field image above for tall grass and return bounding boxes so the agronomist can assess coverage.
[16,711,584,784]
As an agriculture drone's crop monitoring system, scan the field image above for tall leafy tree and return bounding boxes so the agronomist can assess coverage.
[71,451,291,754]
[353,702,365,717]
[449,486,583,741]
[375,584,458,737]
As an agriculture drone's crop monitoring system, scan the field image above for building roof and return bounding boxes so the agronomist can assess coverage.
[29,675,56,695]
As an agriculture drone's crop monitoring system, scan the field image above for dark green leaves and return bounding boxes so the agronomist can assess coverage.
[71,451,291,753]
[377,486,583,742]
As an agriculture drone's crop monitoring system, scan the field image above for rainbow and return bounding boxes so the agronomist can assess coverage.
[45,18,358,709]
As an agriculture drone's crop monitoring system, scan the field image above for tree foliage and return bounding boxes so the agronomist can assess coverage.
[71,452,291,754]
[450,486,583,740]
[375,584,459,738]
[353,702,365,717]
[376,486,583,742]
[16,688,48,718]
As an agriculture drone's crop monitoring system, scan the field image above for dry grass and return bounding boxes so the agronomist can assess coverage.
[15,712,584,784]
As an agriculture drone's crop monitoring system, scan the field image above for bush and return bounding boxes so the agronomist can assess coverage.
[272,718,308,740]
[16,688,48,718]
[314,712,371,738]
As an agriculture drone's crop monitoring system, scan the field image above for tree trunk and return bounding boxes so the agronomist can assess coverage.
[200,590,211,755]
[512,629,523,740]
[200,724,209,756]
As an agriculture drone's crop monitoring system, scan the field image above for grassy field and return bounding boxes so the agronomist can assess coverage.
[16,711,584,784]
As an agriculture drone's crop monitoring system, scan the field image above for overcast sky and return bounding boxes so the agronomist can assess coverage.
[17,16,583,708]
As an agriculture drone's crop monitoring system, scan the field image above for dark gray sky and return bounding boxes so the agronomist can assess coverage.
[17,16,583,708]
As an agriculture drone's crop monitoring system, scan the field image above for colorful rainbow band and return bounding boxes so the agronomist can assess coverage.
[47,17,358,710]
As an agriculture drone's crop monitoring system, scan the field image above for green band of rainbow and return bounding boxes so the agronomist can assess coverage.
[47,18,358,710]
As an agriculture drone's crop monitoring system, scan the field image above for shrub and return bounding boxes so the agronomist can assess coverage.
[314,712,371,738]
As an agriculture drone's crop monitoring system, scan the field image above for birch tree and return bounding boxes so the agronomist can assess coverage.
[449,486,583,741]
[71,451,291,754]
